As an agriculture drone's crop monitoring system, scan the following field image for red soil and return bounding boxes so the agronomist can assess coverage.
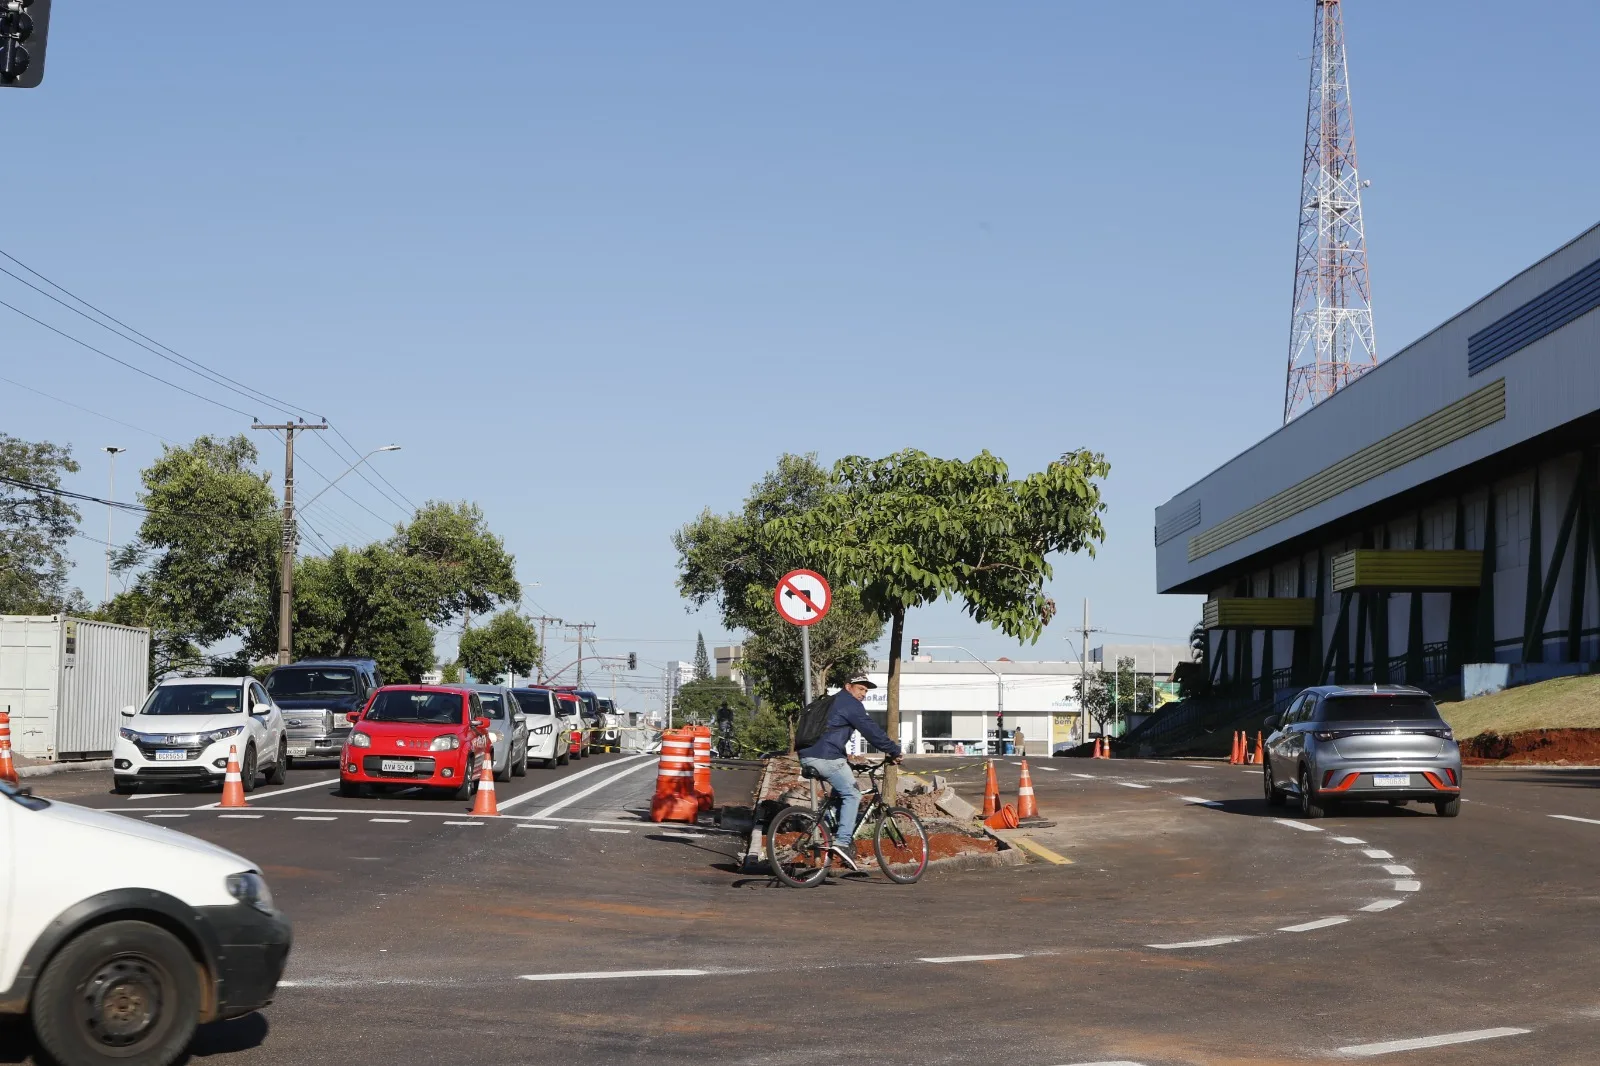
[1460,728,1600,765]
[848,830,997,863]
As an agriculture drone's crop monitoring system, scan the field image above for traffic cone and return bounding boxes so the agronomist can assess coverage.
[1016,760,1039,820]
[470,748,499,816]
[0,711,17,786]
[650,729,699,823]
[219,745,247,808]
[1103,736,1114,759]
[691,725,714,814]
[984,803,1019,830]
[1228,732,1240,764]
[1254,732,1265,766]
[1089,737,1100,759]
[981,760,1000,817]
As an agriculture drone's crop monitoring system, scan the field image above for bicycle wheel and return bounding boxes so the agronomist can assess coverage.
[872,806,929,884]
[767,805,832,888]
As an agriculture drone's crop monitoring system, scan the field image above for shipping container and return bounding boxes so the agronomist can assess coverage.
[0,616,150,760]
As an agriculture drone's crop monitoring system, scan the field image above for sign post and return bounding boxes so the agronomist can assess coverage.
[773,569,831,706]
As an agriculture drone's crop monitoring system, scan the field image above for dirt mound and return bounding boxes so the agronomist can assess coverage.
[1460,728,1600,765]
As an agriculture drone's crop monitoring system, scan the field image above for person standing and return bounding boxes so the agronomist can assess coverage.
[1012,725,1026,757]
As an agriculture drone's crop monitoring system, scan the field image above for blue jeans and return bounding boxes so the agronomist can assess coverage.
[801,757,861,843]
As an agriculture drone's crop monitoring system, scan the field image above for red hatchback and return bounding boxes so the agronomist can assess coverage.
[340,686,490,799]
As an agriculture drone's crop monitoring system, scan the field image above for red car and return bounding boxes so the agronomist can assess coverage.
[339,685,490,799]
[555,691,589,759]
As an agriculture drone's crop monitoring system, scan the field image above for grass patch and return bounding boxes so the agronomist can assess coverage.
[1438,673,1600,738]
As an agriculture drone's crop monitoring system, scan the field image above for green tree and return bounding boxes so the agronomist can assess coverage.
[390,501,521,625]
[440,661,463,684]
[0,433,84,613]
[1077,656,1154,735]
[291,545,438,683]
[672,677,749,728]
[458,610,540,683]
[106,435,278,676]
[1172,622,1211,700]
[764,448,1109,792]
[736,704,792,755]
[693,631,711,681]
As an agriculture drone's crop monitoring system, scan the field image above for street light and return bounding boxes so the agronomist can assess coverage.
[102,447,125,604]
[922,645,1005,756]
[295,445,401,514]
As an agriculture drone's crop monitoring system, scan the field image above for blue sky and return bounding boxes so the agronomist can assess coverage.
[5,1,1599,706]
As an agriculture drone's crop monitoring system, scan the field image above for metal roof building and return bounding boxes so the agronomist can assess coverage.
[1155,221,1600,700]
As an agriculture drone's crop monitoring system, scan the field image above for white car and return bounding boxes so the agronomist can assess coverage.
[113,677,288,795]
[0,778,292,1065]
[509,687,575,768]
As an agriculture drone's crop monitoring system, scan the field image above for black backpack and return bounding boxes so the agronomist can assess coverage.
[792,693,837,751]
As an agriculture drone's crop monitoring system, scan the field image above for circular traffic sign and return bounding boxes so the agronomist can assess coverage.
[774,569,831,627]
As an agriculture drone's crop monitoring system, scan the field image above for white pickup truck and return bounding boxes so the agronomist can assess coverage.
[0,779,291,1066]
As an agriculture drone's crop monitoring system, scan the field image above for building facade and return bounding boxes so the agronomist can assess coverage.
[856,660,1085,756]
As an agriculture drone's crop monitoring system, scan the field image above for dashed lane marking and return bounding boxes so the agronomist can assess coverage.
[659,831,705,838]
[1116,782,1152,789]
[589,827,631,834]
[1361,899,1404,912]
[495,754,652,812]
[1071,773,1095,779]
[218,814,263,820]
[126,793,182,800]
[1185,765,1215,770]
[1337,1027,1531,1057]
[1550,814,1600,826]
[1049,1061,1150,1066]
[144,814,188,819]
[1146,937,1248,950]
[1274,819,1323,832]
[443,820,483,826]
[520,969,711,982]
[198,777,339,809]
[293,816,337,822]
[1362,849,1393,859]
[918,953,1026,964]
[1393,879,1421,892]
[1382,865,1414,876]
[369,818,410,824]
[1179,796,1223,807]
[1035,766,1059,772]
[1279,916,1349,933]
[1332,836,1367,844]
[517,823,562,830]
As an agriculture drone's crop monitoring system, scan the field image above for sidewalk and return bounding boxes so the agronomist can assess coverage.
[13,754,113,779]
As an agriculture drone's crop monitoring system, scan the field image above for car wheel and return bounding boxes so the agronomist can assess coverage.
[241,746,258,793]
[1436,797,1461,817]
[1298,768,1325,819]
[494,748,512,783]
[451,771,473,802]
[338,779,364,798]
[266,739,288,785]
[557,749,569,766]
[514,743,528,777]
[31,919,201,1066]
[1263,758,1287,807]
[113,779,138,796]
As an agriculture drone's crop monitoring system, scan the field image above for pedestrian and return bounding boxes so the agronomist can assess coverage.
[1012,725,1026,757]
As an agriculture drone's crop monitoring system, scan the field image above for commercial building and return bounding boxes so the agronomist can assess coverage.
[857,660,1085,756]
[1155,222,1600,705]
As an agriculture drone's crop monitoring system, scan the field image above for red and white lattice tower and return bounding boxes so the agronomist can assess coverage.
[1283,0,1376,424]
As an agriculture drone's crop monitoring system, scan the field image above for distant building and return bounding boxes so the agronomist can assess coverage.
[665,660,695,699]
[421,670,442,685]
[713,645,745,684]
[857,660,1086,756]
[1090,644,1193,677]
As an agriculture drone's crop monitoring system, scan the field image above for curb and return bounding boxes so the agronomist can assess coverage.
[17,759,113,779]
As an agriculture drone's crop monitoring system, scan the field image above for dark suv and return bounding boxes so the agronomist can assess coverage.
[266,658,383,765]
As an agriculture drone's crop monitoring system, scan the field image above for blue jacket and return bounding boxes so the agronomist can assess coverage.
[797,689,902,762]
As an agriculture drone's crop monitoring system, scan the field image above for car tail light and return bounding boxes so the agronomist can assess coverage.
[1446,767,1458,785]
[1420,727,1454,740]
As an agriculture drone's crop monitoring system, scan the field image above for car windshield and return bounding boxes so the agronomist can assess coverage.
[476,692,507,719]
[266,667,358,700]
[141,684,244,716]
[512,690,554,715]
[1319,695,1442,723]
[364,691,463,725]
[556,697,580,716]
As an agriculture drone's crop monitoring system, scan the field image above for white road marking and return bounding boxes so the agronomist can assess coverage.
[293,816,337,822]
[1241,771,1258,776]
[144,813,189,819]
[1549,814,1600,826]
[199,777,339,808]
[1180,796,1223,807]
[495,754,651,812]
[918,953,1026,964]
[1036,766,1059,772]
[532,758,662,818]
[517,823,562,830]
[1071,773,1095,779]
[520,969,710,982]
[589,827,631,834]
[443,820,483,826]
[1279,917,1349,933]
[1337,1027,1531,1056]
[1361,899,1403,912]
[127,793,182,800]
[1048,1062,1149,1066]
[1382,865,1413,876]
[217,814,263,820]
[1185,765,1215,770]
[1275,819,1323,832]
[659,831,705,838]
[1116,782,1151,790]
[1332,836,1367,844]
[369,818,410,824]
[1361,849,1393,859]
[1146,937,1248,949]
[1392,879,1421,892]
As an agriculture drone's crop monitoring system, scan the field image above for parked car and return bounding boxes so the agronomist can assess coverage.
[554,687,604,753]
[339,686,490,799]
[511,686,573,767]
[555,691,589,758]
[468,684,529,781]
[0,777,291,1066]
[113,677,288,795]
[596,696,621,746]
[266,657,382,766]
[1263,685,1463,819]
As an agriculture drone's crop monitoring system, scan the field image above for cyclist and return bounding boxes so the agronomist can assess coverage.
[797,673,903,872]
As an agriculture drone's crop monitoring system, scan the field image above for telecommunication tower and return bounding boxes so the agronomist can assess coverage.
[1283,0,1376,424]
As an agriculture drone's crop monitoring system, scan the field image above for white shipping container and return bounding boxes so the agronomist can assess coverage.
[0,616,150,760]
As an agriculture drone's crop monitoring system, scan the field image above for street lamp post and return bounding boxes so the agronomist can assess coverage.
[923,645,1004,756]
[102,447,125,604]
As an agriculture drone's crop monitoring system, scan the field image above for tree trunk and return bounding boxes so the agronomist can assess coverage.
[885,607,904,801]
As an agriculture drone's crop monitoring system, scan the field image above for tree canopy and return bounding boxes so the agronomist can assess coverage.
[458,610,540,683]
[0,433,84,614]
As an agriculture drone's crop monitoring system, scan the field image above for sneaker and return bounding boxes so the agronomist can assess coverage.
[828,844,861,872]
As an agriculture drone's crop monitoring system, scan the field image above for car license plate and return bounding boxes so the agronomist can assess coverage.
[154,750,187,762]
[1374,773,1411,787]
[287,745,308,757]
[380,759,416,774]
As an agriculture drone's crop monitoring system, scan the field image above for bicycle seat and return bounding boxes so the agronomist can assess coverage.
[799,764,824,780]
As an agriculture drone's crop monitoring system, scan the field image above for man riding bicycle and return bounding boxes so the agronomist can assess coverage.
[797,673,903,872]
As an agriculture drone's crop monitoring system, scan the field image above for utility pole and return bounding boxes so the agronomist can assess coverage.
[102,447,125,604]
[565,622,596,687]
[1079,599,1095,744]
[252,421,328,665]
[531,615,563,683]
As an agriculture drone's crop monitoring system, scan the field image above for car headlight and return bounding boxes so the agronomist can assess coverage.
[348,731,372,748]
[489,731,502,745]
[532,723,553,735]
[226,871,275,914]
[430,734,460,751]
[119,727,141,742]
[204,725,244,745]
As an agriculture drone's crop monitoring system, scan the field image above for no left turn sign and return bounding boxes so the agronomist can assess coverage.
[774,569,831,627]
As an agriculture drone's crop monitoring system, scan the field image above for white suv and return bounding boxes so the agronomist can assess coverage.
[113,677,288,795]
[0,778,292,1065]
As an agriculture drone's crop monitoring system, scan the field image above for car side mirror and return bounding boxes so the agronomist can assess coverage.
[120,705,137,718]
[346,711,361,724]
[473,717,490,733]
[1263,714,1280,731]
[514,714,527,726]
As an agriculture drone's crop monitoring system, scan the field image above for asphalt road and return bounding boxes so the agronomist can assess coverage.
[6,752,1600,1065]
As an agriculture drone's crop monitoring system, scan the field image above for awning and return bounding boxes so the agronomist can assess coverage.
[1330,550,1483,592]
[1202,598,1316,630]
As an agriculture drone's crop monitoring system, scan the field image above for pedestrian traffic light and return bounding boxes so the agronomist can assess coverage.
[910,638,920,658]
[627,652,637,670]
[0,0,49,89]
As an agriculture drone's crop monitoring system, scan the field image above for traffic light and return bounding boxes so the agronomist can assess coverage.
[627,652,637,670]
[910,638,920,658]
[0,0,49,89]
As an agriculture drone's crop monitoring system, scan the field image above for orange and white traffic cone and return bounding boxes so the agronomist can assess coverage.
[1228,732,1240,764]
[0,711,17,786]
[1016,760,1039,820]
[981,759,1000,817]
[984,803,1020,830]
[650,729,699,824]
[1253,732,1265,766]
[219,745,247,808]
[471,748,499,816]
[692,725,714,814]
[1090,737,1100,759]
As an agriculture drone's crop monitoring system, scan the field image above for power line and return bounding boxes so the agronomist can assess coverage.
[2,374,176,445]
[0,474,275,524]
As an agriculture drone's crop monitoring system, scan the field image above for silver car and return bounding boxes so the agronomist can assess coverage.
[467,685,529,782]
[1263,685,1462,819]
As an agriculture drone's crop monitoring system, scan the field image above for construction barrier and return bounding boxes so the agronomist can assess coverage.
[0,711,16,786]
[650,729,699,823]
[691,726,714,813]
[219,746,247,808]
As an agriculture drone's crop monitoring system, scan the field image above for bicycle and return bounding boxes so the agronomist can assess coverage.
[765,758,929,887]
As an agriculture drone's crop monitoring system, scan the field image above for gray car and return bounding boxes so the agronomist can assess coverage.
[468,684,529,782]
[1263,685,1462,819]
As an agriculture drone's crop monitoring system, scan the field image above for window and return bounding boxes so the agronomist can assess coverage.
[250,682,271,709]
[267,667,358,700]
[476,691,507,719]
[1282,695,1306,725]
[469,694,485,720]
[365,691,464,724]
[141,685,245,716]
[922,711,953,739]
[512,690,554,716]
[1317,695,1441,723]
